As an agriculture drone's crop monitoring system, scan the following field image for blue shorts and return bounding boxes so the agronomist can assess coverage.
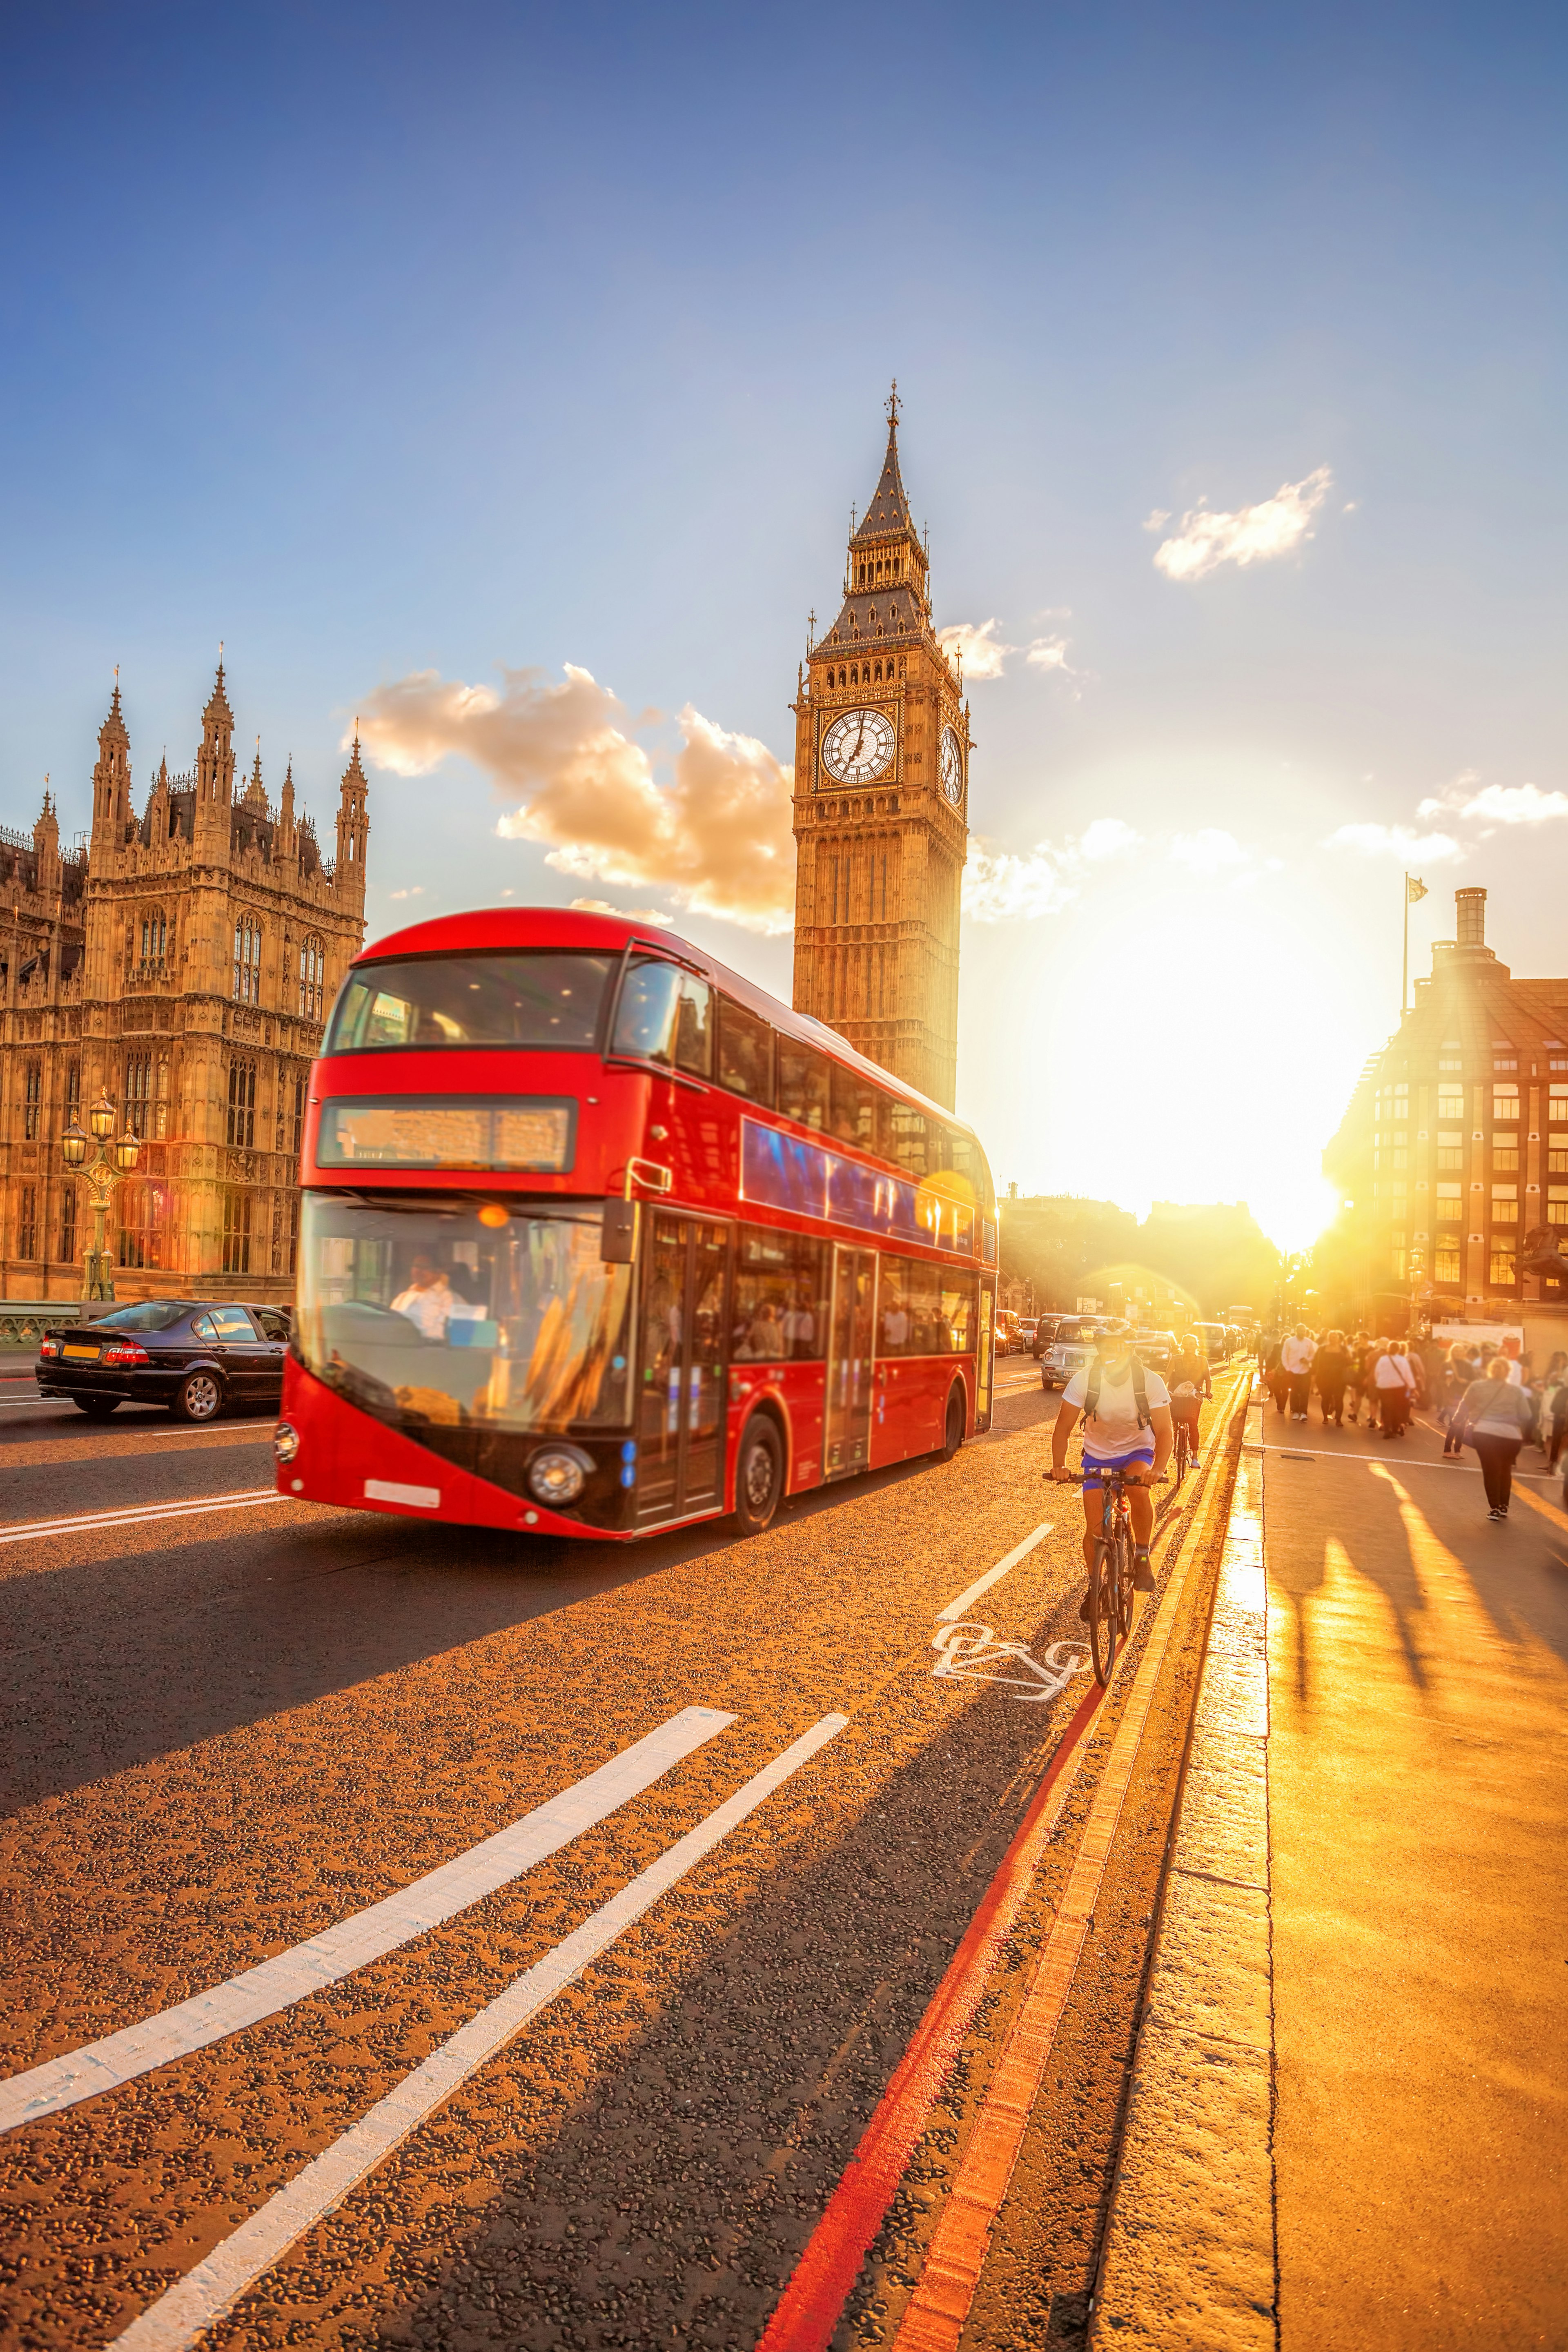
[1082,1446,1155,1489]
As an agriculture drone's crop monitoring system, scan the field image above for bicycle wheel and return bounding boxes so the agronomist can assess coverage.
[1088,1537,1117,1684]
[1115,1521,1135,1639]
[1175,1421,1190,1480]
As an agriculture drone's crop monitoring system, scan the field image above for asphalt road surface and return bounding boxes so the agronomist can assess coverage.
[0,1357,1245,2352]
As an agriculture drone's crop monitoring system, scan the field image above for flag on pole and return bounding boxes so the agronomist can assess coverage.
[1407,875,1428,903]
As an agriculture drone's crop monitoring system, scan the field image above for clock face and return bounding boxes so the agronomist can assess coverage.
[821,706,895,784]
[940,725,964,804]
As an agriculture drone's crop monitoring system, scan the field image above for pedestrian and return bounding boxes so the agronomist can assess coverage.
[1441,1340,1481,1457]
[1372,1336,1417,1438]
[1452,1354,1538,1519]
[1500,1334,1526,1385]
[1314,1329,1350,1427]
[1281,1323,1317,1421]
[1534,1350,1568,1465]
[1264,1333,1290,1416]
[1345,1327,1371,1425]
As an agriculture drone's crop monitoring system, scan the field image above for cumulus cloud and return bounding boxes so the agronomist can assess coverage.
[1025,635,1073,675]
[963,816,1140,924]
[353,664,795,933]
[1418,778,1568,827]
[570,897,677,926]
[1170,828,1250,875]
[1327,821,1464,865]
[388,885,426,900]
[1151,466,1333,583]
[936,619,1013,679]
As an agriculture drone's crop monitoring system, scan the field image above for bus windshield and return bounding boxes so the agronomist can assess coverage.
[295,1195,632,1445]
[325,952,616,1054]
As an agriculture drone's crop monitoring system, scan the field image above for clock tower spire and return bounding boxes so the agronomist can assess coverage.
[790,390,969,1110]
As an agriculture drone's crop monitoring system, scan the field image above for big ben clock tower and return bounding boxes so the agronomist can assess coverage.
[791,388,970,1111]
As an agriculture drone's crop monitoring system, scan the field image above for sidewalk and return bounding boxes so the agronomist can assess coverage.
[1094,1391,1568,2350]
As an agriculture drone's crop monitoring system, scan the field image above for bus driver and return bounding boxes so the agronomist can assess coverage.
[1049,1332,1174,1617]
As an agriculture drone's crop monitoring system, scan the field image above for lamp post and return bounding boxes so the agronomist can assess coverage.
[61,1094,140,1303]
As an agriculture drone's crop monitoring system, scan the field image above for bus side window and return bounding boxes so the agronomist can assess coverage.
[612,957,682,1062]
[675,975,713,1078]
[889,1102,928,1178]
[829,1062,883,1152]
[717,997,774,1104]
[777,1038,830,1129]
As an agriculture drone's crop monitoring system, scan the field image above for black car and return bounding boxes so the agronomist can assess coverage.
[36,1299,291,1422]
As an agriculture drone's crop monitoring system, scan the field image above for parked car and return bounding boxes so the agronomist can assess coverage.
[1031,1314,1062,1358]
[1040,1316,1129,1390]
[1132,1328,1177,1373]
[993,1318,1013,1358]
[1017,1318,1039,1354]
[36,1298,290,1421]
[1193,1319,1231,1363]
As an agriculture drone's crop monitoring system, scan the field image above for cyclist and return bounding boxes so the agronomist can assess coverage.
[1166,1331,1212,1468]
[1049,1329,1174,1617]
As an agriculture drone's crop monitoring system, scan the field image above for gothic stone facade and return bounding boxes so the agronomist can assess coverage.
[0,665,368,1303]
[791,402,970,1111]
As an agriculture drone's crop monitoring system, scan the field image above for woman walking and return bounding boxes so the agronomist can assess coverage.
[1314,1330,1350,1428]
[1441,1340,1481,1457]
[1536,1350,1568,1468]
[1452,1356,1537,1520]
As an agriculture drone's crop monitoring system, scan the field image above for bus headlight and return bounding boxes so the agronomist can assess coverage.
[527,1445,592,1508]
[273,1422,300,1466]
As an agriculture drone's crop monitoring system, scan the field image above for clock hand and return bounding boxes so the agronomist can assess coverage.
[851,717,866,760]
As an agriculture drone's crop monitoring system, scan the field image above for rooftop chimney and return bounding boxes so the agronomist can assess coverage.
[1455,886,1487,947]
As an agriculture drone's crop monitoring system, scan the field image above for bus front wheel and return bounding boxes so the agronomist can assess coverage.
[733,1413,784,1537]
[938,1384,966,1462]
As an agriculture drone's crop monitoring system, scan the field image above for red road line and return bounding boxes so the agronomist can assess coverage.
[753,1678,1106,2352]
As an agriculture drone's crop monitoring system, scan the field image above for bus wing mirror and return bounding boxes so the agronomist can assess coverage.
[601,1198,639,1263]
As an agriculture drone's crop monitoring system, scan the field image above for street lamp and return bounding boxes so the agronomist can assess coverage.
[61,1094,140,1302]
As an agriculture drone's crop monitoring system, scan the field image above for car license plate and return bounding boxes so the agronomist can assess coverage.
[62,1343,100,1360]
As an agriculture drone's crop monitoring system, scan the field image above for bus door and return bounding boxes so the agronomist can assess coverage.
[635,1213,730,1524]
[976,1281,995,1432]
[824,1246,876,1479]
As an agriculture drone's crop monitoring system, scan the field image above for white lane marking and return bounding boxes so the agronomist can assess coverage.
[932,1623,1089,1703]
[107,1711,849,2352]
[938,1523,1054,1623]
[1261,1443,1558,1479]
[0,1489,279,1547]
[0,1706,736,2137]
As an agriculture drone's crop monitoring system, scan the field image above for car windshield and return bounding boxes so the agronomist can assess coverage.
[295,1197,633,1464]
[325,952,616,1054]
[92,1301,192,1331]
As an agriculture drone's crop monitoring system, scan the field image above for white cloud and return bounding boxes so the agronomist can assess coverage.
[936,618,1013,679]
[570,896,677,925]
[353,664,795,933]
[1421,779,1568,827]
[1326,822,1464,865]
[1170,828,1249,875]
[963,816,1140,924]
[1151,466,1333,583]
[388,885,426,900]
[1025,635,1072,674]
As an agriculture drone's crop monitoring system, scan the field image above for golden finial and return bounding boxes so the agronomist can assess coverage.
[885,379,900,429]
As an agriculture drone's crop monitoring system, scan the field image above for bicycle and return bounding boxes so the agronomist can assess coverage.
[1172,1410,1193,1483]
[1084,1462,1138,1685]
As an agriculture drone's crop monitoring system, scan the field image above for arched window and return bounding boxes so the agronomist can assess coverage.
[227,1059,256,1149]
[232,916,262,1004]
[124,1052,153,1138]
[298,936,325,1022]
[838,667,846,687]
[139,908,167,966]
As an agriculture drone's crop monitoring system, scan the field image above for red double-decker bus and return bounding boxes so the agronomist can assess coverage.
[275,907,998,1540]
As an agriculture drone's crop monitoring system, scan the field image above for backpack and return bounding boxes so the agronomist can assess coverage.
[1084,1350,1151,1430]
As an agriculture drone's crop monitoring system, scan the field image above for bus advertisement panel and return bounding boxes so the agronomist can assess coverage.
[274,908,997,1540]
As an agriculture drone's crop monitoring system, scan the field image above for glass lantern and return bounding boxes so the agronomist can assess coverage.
[60,1120,89,1169]
[88,1094,117,1140]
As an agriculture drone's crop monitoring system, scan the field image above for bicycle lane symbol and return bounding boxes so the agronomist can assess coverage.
[931,1621,1091,1704]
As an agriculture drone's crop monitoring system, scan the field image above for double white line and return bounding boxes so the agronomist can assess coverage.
[0,1488,279,1548]
[3,1705,846,2352]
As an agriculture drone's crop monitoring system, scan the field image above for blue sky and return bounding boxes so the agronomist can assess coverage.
[3,2,1565,1242]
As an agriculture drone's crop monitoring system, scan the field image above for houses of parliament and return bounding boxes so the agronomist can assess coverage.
[0,665,367,1303]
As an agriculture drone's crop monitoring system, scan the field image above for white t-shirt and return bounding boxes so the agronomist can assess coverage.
[1374,1352,1416,1390]
[391,1280,454,1340]
[1063,1359,1171,1461]
[1281,1335,1316,1374]
[1503,1359,1524,1385]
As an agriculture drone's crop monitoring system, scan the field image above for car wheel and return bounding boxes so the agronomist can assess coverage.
[74,1396,120,1419]
[938,1383,966,1461]
[733,1413,784,1537]
[172,1369,224,1423]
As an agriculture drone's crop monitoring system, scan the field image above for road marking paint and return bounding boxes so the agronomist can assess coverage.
[1514,1483,1568,1532]
[757,1372,1247,2352]
[0,1706,737,2135]
[1263,1442,1557,1479]
[931,1624,1087,1703]
[937,1524,1053,1622]
[107,1711,848,2352]
[0,1489,279,1547]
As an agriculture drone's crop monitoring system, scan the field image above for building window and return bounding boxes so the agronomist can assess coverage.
[1490,1243,1517,1286]
[140,908,167,964]
[124,1053,153,1137]
[222,1189,252,1275]
[59,1185,76,1266]
[233,917,262,1004]
[1437,1142,1463,1171]
[1491,1188,1518,1224]
[17,1185,37,1261]
[22,1060,41,1140]
[1433,1243,1461,1282]
[1388,1243,1407,1280]
[1492,1086,1519,1124]
[65,1061,80,1121]
[227,1060,256,1149]
[119,1181,163,1271]
[1492,1146,1519,1172]
[1438,1086,1464,1124]
[1551,1149,1568,1176]
[298,937,325,1022]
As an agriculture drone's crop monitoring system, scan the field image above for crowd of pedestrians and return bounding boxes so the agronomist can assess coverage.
[1256,1319,1568,1523]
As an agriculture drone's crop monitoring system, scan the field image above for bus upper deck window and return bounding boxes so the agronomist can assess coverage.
[675,976,712,1078]
[612,958,682,1062]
